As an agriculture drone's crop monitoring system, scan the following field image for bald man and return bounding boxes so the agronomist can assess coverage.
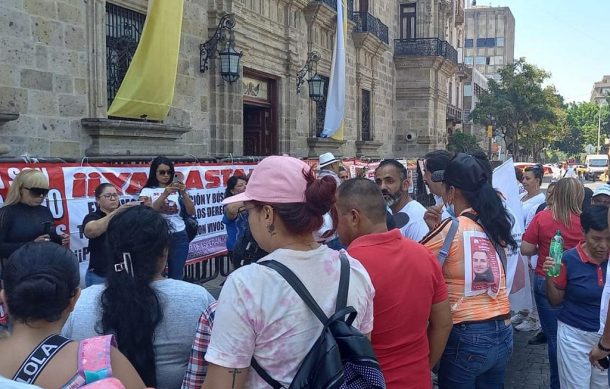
[336,178,452,389]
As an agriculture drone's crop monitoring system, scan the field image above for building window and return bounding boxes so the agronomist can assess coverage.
[464,56,473,65]
[474,56,486,65]
[464,83,472,97]
[496,37,505,47]
[315,75,330,137]
[476,37,496,47]
[361,89,371,141]
[465,39,473,48]
[106,3,146,109]
[400,3,416,40]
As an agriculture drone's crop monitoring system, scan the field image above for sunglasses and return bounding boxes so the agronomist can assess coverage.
[25,187,50,197]
[157,170,173,176]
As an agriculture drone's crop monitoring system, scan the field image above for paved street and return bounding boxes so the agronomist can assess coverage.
[506,329,550,388]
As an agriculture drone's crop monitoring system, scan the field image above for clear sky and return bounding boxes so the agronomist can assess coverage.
[481,0,610,103]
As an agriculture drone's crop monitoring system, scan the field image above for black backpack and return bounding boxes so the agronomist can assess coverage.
[232,222,267,269]
[251,252,386,389]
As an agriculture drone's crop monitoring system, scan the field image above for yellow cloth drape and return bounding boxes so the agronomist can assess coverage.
[107,0,184,120]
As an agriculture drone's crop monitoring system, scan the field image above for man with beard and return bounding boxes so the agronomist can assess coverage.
[375,159,429,242]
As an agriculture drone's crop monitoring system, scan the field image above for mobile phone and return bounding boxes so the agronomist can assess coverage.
[172,173,181,184]
[42,221,52,235]
[599,356,610,370]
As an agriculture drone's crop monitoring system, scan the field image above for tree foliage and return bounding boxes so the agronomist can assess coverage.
[555,101,610,157]
[469,58,558,161]
[447,132,483,154]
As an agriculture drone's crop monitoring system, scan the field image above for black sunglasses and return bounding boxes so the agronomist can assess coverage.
[25,187,50,197]
[157,170,173,176]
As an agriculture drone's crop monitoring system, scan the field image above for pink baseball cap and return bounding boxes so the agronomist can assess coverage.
[222,155,311,205]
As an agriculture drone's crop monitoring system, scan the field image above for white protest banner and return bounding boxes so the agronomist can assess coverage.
[493,158,533,313]
[0,163,256,275]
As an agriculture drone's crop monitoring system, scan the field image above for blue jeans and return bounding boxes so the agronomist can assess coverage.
[534,274,562,389]
[85,270,106,287]
[167,230,190,280]
[439,319,513,388]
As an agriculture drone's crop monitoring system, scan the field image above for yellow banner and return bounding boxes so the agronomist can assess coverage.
[107,0,184,120]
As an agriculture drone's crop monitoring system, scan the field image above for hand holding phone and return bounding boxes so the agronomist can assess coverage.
[172,173,181,185]
[42,221,52,235]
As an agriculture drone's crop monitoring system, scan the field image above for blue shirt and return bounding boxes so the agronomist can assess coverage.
[555,244,608,332]
[222,213,247,251]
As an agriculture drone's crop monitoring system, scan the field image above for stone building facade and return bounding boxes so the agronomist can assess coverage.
[591,75,610,106]
[0,0,463,160]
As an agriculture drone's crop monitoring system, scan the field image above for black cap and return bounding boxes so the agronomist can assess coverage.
[430,152,490,191]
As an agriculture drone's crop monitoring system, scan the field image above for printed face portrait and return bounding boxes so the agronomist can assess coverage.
[472,251,490,275]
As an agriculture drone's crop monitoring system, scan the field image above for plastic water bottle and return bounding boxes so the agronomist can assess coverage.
[547,230,564,277]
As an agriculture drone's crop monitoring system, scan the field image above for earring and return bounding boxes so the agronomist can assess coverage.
[267,223,276,236]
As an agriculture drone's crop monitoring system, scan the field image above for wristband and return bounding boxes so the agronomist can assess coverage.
[598,340,610,353]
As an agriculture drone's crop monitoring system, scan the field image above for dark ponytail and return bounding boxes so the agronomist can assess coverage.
[100,205,170,387]
[3,242,79,324]
[462,183,517,251]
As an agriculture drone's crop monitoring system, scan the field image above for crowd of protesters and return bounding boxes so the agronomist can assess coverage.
[1,149,610,389]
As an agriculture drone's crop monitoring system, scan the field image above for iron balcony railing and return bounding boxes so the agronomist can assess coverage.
[447,104,463,123]
[394,38,458,64]
[352,12,389,44]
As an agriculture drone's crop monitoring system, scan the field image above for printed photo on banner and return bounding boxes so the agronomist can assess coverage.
[463,230,501,298]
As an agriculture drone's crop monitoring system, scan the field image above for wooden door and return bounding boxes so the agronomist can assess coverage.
[243,105,272,156]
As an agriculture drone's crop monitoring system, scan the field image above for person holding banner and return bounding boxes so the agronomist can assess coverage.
[82,183,140,287]
[0,169,68,262]
[140,156,195,280]
[421,152,517,388]
[512,165,546,333]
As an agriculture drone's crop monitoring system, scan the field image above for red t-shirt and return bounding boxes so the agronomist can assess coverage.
[348,229,448,389]
[522,209,583,276]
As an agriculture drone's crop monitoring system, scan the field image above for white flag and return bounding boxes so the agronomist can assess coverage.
[321,0,346,138]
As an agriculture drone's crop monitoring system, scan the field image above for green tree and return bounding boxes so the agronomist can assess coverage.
[469,58,557,161]
[558,101,610,156]
[447,132,483,153]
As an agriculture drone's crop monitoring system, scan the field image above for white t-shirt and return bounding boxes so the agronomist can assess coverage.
[395,200,430,242]
[140,187,185,232]
[520,192,546,230]
[600,269,610,335]
[205,246,375,389]
[0,376,41,388]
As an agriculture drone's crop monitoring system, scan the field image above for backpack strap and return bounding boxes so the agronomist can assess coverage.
[335,251,350,311]
[251,253,351,388]
[438,218,459,267]
[250,360,283,389]
[13,334,71,384]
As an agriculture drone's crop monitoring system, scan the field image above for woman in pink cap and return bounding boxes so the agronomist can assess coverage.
[201,155,375,389]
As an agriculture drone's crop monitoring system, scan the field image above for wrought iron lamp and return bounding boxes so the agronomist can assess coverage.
[200,14,242,83]
[296,51,325,102]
